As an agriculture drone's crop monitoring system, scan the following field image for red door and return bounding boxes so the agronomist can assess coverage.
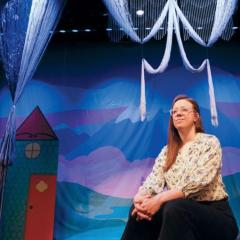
[24,175,57,240]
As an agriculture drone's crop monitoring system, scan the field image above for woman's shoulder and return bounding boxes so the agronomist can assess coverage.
[156,145,168,159]
[155,145,168,166]
[197,133,221,147]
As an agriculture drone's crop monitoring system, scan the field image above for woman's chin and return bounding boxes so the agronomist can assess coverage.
[174,123,185,129]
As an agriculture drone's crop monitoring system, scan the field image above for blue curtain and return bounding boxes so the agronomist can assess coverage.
[0,0,65,217]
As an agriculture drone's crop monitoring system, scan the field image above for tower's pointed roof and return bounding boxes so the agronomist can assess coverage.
[16,106,57,140]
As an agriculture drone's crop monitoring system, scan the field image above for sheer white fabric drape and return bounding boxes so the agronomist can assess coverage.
[103,0,238,125]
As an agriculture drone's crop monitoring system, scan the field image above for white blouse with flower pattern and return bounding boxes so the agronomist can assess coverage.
[139,133,228,201]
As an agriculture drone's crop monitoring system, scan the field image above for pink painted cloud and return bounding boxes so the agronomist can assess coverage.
[57,146,155,198]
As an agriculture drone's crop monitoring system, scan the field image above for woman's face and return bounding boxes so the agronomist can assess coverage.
[171,99,199,131]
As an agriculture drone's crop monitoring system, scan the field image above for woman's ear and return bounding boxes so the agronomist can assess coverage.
[194,112,200,122]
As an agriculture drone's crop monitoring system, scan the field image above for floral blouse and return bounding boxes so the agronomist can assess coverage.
[139,133,228,201]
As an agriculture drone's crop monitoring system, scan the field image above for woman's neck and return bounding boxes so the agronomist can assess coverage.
[178,127,197,145]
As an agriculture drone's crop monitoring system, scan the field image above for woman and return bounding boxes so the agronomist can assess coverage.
[121,95,239,240]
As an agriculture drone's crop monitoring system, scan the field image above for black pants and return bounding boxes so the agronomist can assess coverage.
[121,199,239,240]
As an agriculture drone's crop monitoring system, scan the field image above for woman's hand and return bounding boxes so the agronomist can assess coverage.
[133,192,151,205]
[132,189,185,222]
[132,192,152,220]
[132,192,163,221]
[140,194,163,218]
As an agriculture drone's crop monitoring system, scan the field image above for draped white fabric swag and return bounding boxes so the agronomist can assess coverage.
[103,0,238,125]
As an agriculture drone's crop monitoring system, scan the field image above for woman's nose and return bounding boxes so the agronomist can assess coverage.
[176,111,182,116]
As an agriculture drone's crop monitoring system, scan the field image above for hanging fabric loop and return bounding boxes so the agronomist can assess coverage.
[103,0,237,125]
[140,59,146,121]
[206,60,218,126]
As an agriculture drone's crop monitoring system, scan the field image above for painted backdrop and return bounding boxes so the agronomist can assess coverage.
[0,39,240,239]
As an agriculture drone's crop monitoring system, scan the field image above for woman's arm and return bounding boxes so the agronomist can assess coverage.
[138,146,167,196]
[179,136,221,198]
[156,188,185,204]
[132,146,167,220]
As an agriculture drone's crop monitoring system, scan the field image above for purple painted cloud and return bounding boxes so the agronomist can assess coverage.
[222,147,240,176]
[47,108,126,127]
[218,102,240,118]
[0,107,126,138]
[57,146,154,198]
